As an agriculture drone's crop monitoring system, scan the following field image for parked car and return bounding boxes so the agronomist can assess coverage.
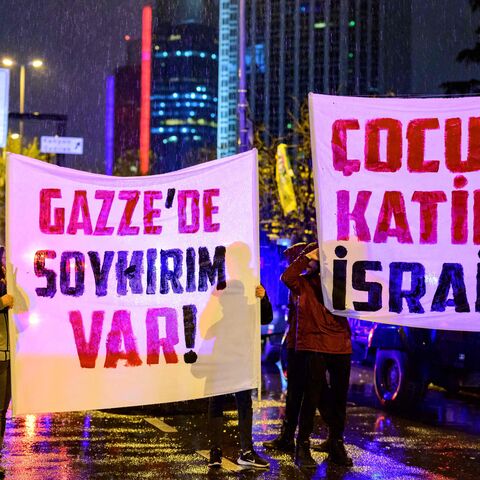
[366,323,480,410]
[279,318,480,410]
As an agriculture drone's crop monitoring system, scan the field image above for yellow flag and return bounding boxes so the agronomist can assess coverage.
[275,143,297,215]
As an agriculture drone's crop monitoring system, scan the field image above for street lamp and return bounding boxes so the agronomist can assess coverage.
[1,57,44,147]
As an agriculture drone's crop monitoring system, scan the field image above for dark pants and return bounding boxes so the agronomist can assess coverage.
[208,389,253,452]
[282,348,306,438]
[0,360,10,446]
[297,352,351,443]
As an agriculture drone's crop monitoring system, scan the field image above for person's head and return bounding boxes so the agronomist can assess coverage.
[283,242,307,264]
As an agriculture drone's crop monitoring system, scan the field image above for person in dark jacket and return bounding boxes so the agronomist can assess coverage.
[0,248,13,474]
[207,284,271,470]
[263,242,306,453]
[281,243,353,468]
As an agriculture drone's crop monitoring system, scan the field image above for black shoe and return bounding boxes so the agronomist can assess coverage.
[328,439,353,467]
[295,440,317,469]
[311,437,332,453]
[263,435,295,453]
[237,449,270,469]
[208,447,222,468]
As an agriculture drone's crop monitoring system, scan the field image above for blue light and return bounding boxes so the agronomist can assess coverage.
[160,102,165,107]
[172,92,178,98]
[186,101,191,106]
[191,93,196,98]
[200,102,205,107]
[176,50,181,56]
[185,50,193,56]
[159,127,164,133]
[210,113,215,118]
[176,102,181,107]
[200,52,206,58]
[193,135,201,141]
[159,110,164,115]
[196,86,201,92]
[181,127,188,133]
[189,111,195,116]
[211,54,217,59]
[162,51,168,57]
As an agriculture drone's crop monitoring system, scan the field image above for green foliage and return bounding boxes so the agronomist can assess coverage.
[0,134,53,244]
[114,149,143,176]
[256,102,317,244]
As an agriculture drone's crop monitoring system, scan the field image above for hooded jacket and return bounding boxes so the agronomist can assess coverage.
[281,253,352,354]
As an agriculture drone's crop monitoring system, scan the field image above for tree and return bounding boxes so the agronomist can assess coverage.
[441,0,480,94]
[255,101,317,244]
[113,149,143,176]
[0,134,53,244]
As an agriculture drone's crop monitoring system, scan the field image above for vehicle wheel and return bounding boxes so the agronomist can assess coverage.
[374,349,427,410]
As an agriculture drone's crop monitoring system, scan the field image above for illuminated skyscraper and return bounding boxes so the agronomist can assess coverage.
[217,0,240,157]
[151,1,219,173]
[246,0,386,143]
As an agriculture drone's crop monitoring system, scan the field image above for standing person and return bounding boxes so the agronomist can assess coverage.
[207,284,271,469]
[0,249,14,474]
[281,243,353,468]
[263,242,306,453]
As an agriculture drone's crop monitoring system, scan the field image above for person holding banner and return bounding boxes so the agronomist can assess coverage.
[281,243,353,468]
[207,284,272,470]
[0,248,13,470]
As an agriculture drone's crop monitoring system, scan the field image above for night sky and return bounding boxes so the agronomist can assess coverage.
[0,0,151,172]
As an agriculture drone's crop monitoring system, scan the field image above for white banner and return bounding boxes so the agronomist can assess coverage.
[6,151,260,414]
[309,93,480,331]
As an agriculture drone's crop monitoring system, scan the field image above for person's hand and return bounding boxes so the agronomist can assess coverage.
[255,285,266,299]
[1,294,13,308]
[306,248,319,261]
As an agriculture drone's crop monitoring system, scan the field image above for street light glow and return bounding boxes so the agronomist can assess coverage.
[1,57,14,67]
[30,59,43,68]
[10,133,20,139]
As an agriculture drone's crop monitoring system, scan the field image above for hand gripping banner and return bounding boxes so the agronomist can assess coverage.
[6,150,260,414]
[309,93,480,332]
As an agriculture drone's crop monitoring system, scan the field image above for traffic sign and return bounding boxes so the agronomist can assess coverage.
[40,136,84,155]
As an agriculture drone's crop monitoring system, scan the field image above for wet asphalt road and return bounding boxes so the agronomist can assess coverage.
[1,362,479,479]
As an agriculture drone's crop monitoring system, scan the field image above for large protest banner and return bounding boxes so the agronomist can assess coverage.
[309,93,480,332]
[6,151,260,414]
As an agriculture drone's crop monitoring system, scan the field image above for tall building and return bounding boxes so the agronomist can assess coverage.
[245,0,386,143]
[114,64,141,163]
[217,0,240,157]
[216,0,392,148]
[151,0,219,173]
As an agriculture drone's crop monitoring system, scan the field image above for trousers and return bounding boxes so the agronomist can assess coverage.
[208,389,253,451]
[297,351,351,442]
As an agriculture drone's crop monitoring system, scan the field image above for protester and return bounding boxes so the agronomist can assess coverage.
[263,242,306,453]
[281,243,353,468]
[0,248,13,474]
[207,284,271,469]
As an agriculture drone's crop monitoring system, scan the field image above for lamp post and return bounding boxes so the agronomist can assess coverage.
[1,57,44,148]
